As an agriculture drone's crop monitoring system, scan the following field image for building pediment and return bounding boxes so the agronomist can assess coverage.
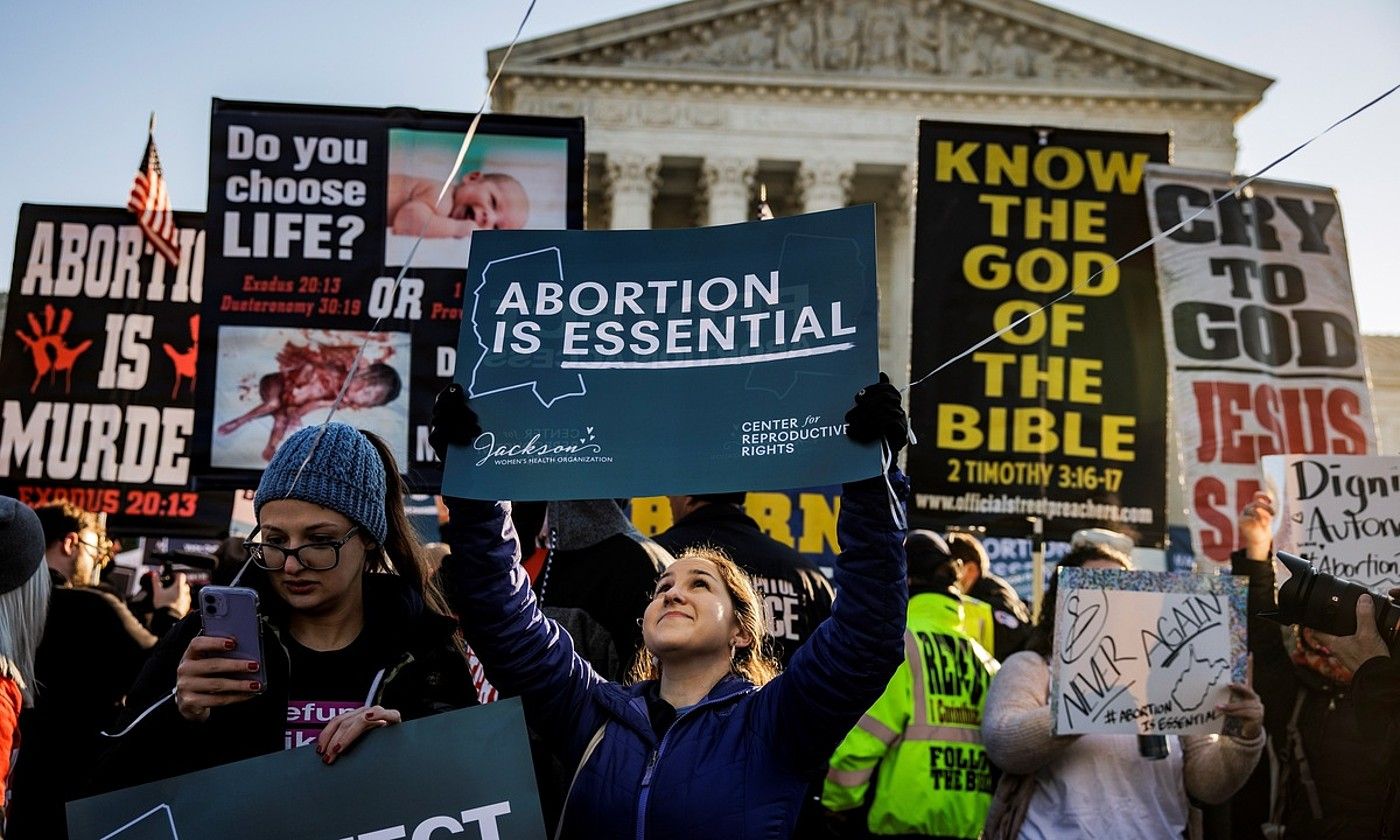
[492,0,1271,101]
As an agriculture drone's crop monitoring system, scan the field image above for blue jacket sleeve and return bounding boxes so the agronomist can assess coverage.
[439,497,607,764]
[757,469,909,775]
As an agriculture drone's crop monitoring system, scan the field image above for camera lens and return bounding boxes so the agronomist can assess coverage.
[204,604,217,615]
[1272,552,1400,646]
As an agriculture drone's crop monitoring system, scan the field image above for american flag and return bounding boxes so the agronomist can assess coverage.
[127,119,180,266]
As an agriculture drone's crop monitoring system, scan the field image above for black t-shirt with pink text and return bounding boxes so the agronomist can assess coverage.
[284,631,388,750]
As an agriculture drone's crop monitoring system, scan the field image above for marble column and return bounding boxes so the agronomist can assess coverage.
[881,165,917,388]
[700,156,758,226]
[797,159,855,213]
[605,151,661,229]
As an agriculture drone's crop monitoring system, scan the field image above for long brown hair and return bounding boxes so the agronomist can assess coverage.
[358,430,454,623]
[627,546,782,687]
[1025,544,1132,658]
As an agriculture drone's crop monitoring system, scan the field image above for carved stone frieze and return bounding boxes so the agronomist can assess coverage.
[553,0,1206,90]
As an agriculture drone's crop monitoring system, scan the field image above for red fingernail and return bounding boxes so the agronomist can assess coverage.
[247,661,259,671]
[365,713,375,721]
[315,744,322,755]
[225,639,236,650]
[331,744,341,755]
[249,681,261,691]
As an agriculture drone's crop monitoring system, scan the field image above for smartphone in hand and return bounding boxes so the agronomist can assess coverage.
[199,585,266,689]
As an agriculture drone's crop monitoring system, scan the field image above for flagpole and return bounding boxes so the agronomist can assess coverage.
[756,181,774,221]
[148,111,156,136]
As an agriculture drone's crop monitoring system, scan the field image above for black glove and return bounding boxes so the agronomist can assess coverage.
[428,383,483,462]
[844,372,908,453]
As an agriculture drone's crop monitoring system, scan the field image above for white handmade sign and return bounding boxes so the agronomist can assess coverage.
[1264,454,1400,593]
[1050,568,1246,735]
[1146,167,1377,565]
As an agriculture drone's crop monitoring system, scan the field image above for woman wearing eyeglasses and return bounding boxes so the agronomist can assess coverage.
[97,422,473,788]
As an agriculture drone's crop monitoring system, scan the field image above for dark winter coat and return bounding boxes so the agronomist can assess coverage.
[1351,655,1400,837]
[7,570,160,840]
[439,472,908,840]
[91,573,474,792]
[536,527,670,671]
[1228,550,1391,839]
[967,571,1032,662]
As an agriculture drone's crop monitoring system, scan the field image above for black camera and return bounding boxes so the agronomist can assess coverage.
[1266,551,1400,647]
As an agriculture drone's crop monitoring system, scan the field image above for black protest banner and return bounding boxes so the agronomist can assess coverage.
[194,99,584,489]
[0,204,232,536]
[68,699,545,840]
[907,122,1169,545]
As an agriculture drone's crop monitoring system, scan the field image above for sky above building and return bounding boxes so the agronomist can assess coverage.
[2,0,1396,332]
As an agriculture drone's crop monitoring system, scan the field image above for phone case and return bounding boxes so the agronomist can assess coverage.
[199,585,267,688]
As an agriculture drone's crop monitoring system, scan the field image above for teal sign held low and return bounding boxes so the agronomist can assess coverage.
[443,206,883,501]
[67,699,544,840]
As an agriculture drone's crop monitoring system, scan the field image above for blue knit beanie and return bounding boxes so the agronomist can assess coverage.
[254,423,388,545]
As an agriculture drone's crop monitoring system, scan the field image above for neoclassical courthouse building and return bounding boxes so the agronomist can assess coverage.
[486,0,1400,455]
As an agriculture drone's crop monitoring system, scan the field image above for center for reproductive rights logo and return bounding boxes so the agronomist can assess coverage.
[466,239,863,408]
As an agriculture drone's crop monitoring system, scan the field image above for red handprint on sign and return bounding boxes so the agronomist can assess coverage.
[162,314,199,398]
[14,304,93,394]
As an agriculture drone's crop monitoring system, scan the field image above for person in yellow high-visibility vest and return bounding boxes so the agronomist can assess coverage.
[823,530,998,839]
[959,591,995,658]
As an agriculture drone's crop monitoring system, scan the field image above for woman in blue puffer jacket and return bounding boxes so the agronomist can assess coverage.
[432,377,910,839]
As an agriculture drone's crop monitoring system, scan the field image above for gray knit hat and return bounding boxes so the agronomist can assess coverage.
[254,423,388,544]
[0,497,46,595]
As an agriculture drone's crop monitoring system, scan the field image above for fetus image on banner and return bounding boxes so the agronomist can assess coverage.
[216,339,402,461]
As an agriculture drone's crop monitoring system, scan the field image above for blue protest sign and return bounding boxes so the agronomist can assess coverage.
[67,699,544,840]
[443,206,883,500]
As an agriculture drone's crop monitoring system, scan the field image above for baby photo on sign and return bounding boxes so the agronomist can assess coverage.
[211,326,411,469]
[383,128,569,269]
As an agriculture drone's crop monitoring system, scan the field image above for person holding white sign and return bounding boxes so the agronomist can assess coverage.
[1231,492,1396,839]
[432,377,911,840]
[1314,596,1400,835]
[981,542,1263,839]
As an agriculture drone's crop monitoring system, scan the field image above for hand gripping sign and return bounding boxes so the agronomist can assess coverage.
[443,206,883,501]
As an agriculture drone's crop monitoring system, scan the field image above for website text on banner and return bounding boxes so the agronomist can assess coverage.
[0,204,233,536]
[1264,454,1400,593]
[67,699,544,840]
[1148,167,1376,564]
[1050,568,1247,736]
[442,205,882,501]
[193,99,584,491]
[907,122,1169,544]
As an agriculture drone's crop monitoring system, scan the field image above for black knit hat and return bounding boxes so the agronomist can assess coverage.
[905,529,954,579]
[0,497,46,595]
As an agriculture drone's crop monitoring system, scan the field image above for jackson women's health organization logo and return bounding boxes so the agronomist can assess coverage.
[472,425,613,468]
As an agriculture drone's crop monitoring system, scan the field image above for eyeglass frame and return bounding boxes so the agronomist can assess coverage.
[243,525,361,571]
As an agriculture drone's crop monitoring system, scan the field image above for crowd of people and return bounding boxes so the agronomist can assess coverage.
[0,377,1395,838]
